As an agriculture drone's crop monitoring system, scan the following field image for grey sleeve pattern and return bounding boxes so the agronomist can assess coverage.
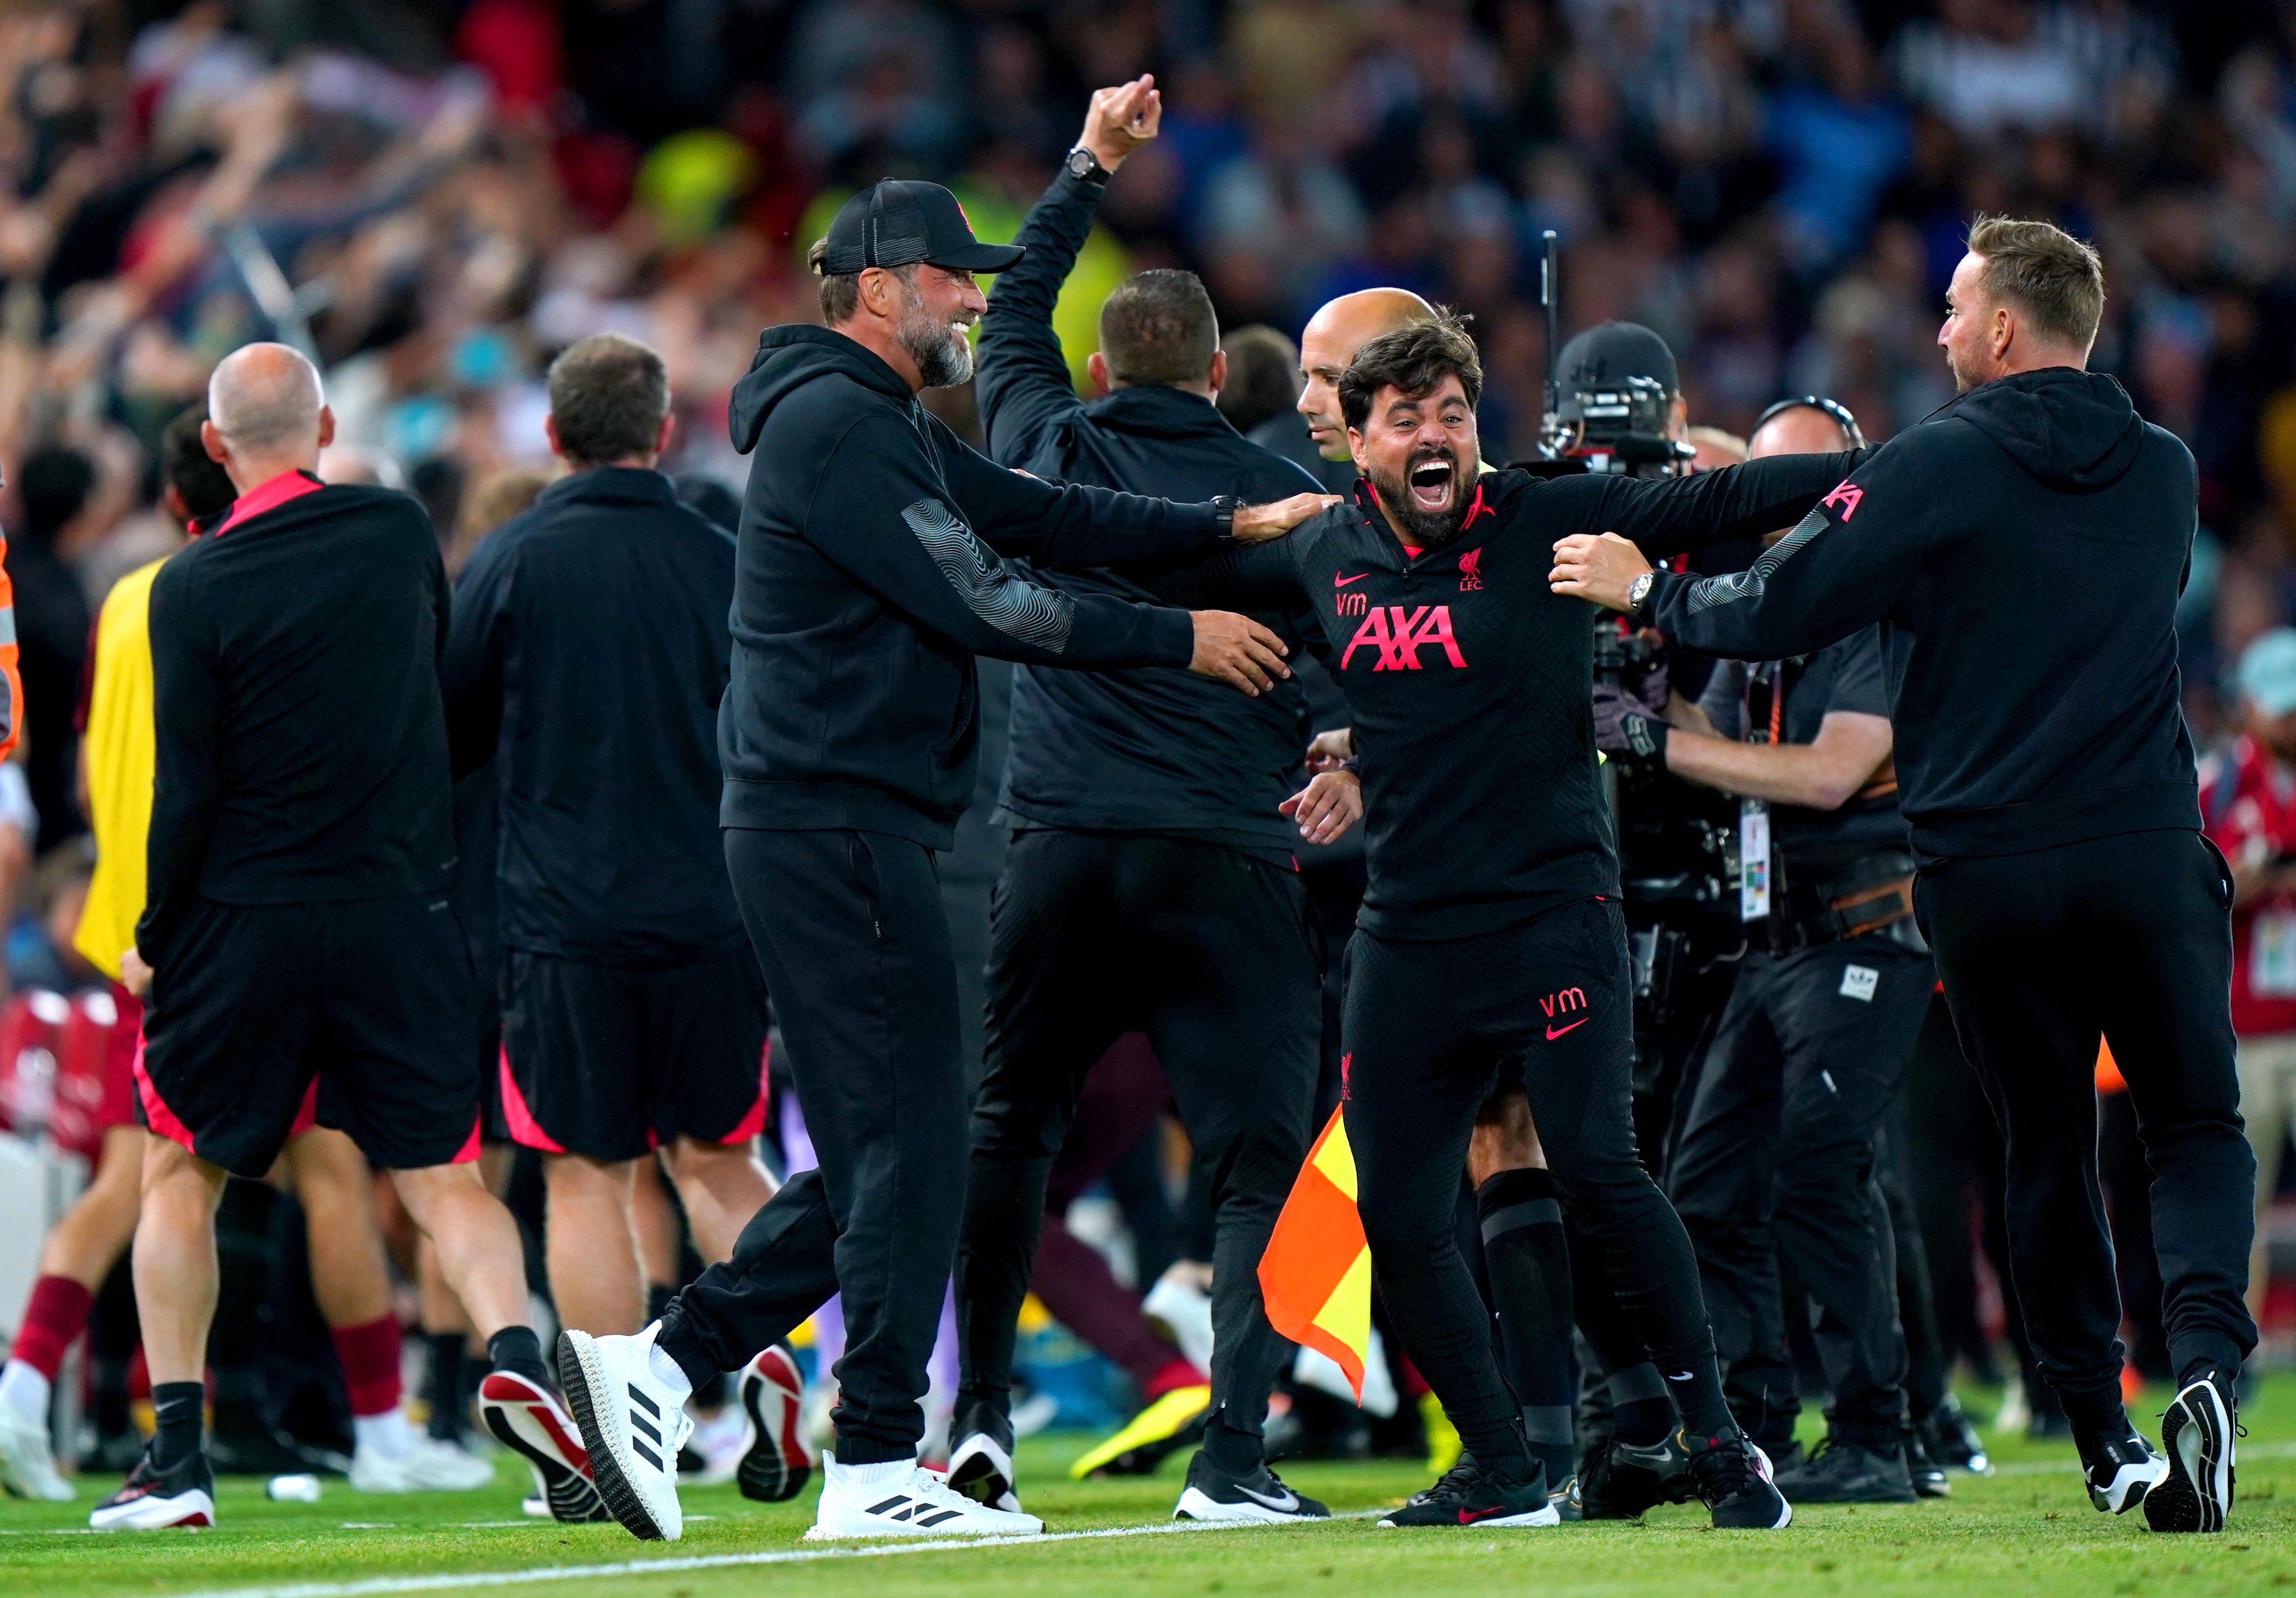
[900,497,1076,654]
[1684,509,1827,614]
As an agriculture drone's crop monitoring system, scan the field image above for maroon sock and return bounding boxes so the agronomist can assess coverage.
[10,1276,93,1380]
[330,1314,404,1419]
[1144,1356,1205,1400]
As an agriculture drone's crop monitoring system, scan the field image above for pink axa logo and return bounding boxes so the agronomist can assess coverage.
[1822,479,1863,520]
[1341,605,1468,671]
[1457,548,1483,590]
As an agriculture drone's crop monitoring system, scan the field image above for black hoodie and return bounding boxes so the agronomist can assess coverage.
[721,325,1225,849]
[1647,367,2199,860]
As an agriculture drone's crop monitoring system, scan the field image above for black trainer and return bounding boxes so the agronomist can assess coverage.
[1380,1454,1556,1528]
[947,1400,1022,1514]
[1917,1394,1990,1476]
[2144,1373,2237,1534]
[2077,1420,2166,1514]
[1172,1450,1329,1523]
[1904,1427,1950,1498]
[1774,1436,1915,1505]
[1683,1429,1792,1529]
[1547,1473,1582,1521]
[89,1445,217,1531]
[1580,1432,1692,1520]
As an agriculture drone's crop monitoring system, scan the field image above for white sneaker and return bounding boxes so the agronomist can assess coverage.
[0,1399,74,1501]
[478,1368,607,1523]
[806,1451,1044,1540]
[735,1343,815,1503]
[946,1429,1022,1513]
[558,1325,692,1541]
[349,1434,498,1493]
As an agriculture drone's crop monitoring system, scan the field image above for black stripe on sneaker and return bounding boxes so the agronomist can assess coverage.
[631,1413,661,1445]
[628,1385,660,1418]
[918,1509,962,1526]
[632,1438,663,1471]
[867,1496,909,1516]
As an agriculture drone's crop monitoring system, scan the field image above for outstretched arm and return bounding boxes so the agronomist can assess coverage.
[1552,448,1866,557]
[975,76,1163,465]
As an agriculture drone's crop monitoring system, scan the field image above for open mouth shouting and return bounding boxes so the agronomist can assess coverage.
[1407,450,1458,514]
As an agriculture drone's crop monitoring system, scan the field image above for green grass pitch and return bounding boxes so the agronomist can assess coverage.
[4,1379,2294,1598]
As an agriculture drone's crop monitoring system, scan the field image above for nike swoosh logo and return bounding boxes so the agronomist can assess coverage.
[1545,1018,1589,1040]
[1334,572,1369,587]
[1457,1505,1511,1524]
[1237,1485,1299,1510]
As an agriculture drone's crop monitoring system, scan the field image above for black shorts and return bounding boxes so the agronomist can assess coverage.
[498,945,770,1161]
[135,894,480,1178]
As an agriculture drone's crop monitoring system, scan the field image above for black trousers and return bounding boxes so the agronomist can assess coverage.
[1915,827,2257,1425]
[955,831,1320,1439]
[1666,936,1932,1439]
[1342,898,1720,1467]
[659,827,959,1465]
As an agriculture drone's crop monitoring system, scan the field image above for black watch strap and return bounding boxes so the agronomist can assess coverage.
[1065,147,1111,184]
[1211,495,1239,540]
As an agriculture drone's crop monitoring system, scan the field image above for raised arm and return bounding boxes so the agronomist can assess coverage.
[1552,432,1939,660]
[809,414,1292,692]
[137,558,223,973]
[978,76,1167,465]
[1554,447,1867,557]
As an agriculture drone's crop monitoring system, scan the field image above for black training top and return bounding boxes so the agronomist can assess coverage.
[141,476,457,967]
[442,467,746,967]
[1648,367,2200,861]
[1142,452,1854,939]
[974,164,1325,859]
[1697,626,1908,873]
[719,324,1225,850]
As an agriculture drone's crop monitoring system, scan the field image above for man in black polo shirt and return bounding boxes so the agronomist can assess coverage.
[951,76,1345,1524]
[99,343,595,1531]
[1601,398,1934,1504]
[443,333,806,1503]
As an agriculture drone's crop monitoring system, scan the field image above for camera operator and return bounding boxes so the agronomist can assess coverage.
[1602,398,1934,1505]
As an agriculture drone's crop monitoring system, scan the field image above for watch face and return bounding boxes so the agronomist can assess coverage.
[1068,149,1094,178]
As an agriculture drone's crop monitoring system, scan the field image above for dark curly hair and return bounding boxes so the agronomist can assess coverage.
[1338,310,1482,432]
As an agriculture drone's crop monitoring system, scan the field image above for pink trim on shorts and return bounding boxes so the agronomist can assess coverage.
[130,1031,198,1153]
[496,1047,566,1154]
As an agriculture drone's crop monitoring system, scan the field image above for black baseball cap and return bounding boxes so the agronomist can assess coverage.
[819,180,1025,275]
[1557,320,1679,395]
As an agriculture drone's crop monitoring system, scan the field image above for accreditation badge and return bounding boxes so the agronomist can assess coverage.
[2254,904,2296,997]
[1739,798,1770,922]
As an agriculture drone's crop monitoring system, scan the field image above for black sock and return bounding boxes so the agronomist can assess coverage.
[425,1332,467,1441]
[1200,1407,1264,1474]
[1606,1363,1675,1448]
[655,1311,721,1394]
[1659,1353,1736,1441]
[1476,1168,1576,1487]
[487,1326,550,1388]
[150,1381,205,1470]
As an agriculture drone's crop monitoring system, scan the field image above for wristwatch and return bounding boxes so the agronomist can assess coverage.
[1210,495,1240,540]
[1065,146,1112,184]
[1626,569,1655,617]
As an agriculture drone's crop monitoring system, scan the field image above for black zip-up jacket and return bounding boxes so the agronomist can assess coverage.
[1144,453,1854,938]
[141,479,457,966]
[721,326,1229,849]
[442,467,746,967]
[1646,367,2199,861]
[974,165,1325,855]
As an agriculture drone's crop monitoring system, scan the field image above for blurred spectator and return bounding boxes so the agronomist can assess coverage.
[1214,325,1302,436]
[9,445,95,851]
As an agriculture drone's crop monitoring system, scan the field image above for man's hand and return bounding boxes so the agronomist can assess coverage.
[121,947,153,998]
[1189,611,1291,696]
[1280,769,1363,845]
[1551,532,1654,611]
[1305,726,1354,771]
[1232,493,1341,543]
[1079,75,1163,171]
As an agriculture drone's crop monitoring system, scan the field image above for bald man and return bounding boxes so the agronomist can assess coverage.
[94,344,601,1531]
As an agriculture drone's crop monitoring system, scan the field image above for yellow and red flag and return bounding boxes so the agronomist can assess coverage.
[1256,1101,1372,1400]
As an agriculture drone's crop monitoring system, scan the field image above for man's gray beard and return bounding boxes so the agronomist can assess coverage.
[1371,465,1467,547]
[899,304,974,388]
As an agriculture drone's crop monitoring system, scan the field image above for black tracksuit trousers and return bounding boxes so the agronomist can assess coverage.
[1342,897,1727,1469]
[955,831,1320,1444]
[1913,827,2257,1425]
[1666,937,1932,1442]
[657,827,960,1465]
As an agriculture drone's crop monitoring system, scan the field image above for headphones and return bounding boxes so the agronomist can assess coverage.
[1753,395,1866,450]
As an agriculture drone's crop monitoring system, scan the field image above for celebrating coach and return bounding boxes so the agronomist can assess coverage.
[559,179,1328,1545]
[1555,216,2252,1535]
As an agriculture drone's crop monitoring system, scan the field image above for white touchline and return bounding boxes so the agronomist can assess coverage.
[164,1513,1337,1598]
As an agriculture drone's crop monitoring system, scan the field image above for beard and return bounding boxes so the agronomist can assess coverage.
[1370,442,1468,547]
[1945,347,1976,394]
[897,287,975,389]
